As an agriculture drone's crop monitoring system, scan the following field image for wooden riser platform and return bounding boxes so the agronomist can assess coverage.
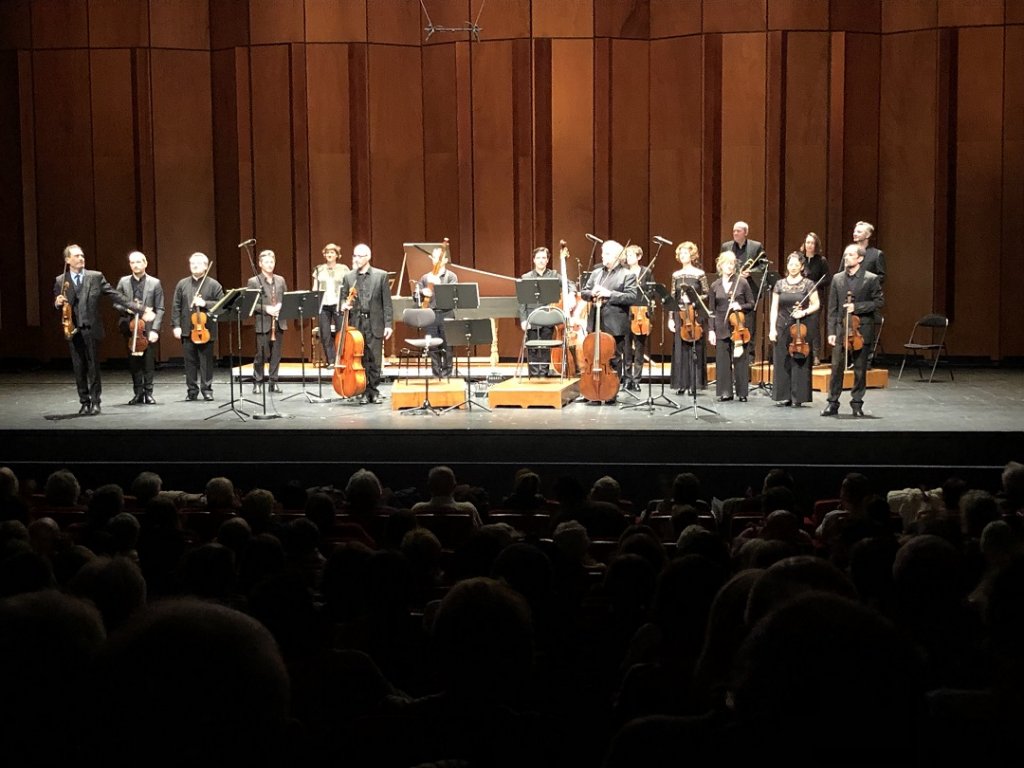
[391,379,468,410]
[487,377,580,408]
[812,365,889,392]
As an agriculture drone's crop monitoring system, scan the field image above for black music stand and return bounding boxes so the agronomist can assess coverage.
[434,283,478,378]
[205,287,260,421]
[281,290,325,404]
[247,292,286,422]
[621,282,678,412]
[670,284,719,420]
[750,269,780,397]
[441,317,493,413]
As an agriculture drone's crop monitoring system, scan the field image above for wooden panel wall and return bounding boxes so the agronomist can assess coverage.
[2,1,1023,364]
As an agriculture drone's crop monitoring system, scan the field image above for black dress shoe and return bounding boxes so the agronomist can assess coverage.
[717,396,733,402]
[775,400,792,407]
[359,393,379,405]
[821,404,840,416]
[738,396,747,402]
[186,392,198,401]
[202,393,214,401]
[852,405,865,417]
[270,383,282,393]
[79,403,91,415]
[605,398,617,405]
[144,394,156,405]
[91,404,101,415]
[129,394,143,405]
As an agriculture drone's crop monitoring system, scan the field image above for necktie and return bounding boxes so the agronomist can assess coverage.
[74,273,82,289]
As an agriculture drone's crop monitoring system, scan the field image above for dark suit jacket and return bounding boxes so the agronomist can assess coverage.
[826,268,884,346]
[246,274,288,334]
[863,247,886,285]
[53,270,125,340]
[581,265,638,337]
[171,275,225,340]
[517,267,560,322]
[341,266,394,338]
[116,274,165,335]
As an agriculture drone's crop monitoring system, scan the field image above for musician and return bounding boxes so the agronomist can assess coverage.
[769,252,819,407]
[722,221,767,362]
[799,232,830,364]
[821,245,884,417]
[517,246,559,377]
[340,243,394,405]
[116,251,165,405]
[53,244,129,415]
[580,239,638,395]
[668,241,709,395]
[415,245,457,377]
[622,245,652,391]
[247,250,288,393]
[707,251,754,402]
[313,243,350,366]
[171,252,225,401]
[852,221,886,284]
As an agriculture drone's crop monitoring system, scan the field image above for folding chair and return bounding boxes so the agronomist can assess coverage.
[897,314,952,383]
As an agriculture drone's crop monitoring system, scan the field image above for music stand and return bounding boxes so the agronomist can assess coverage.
[248,291,286,422]
[441,317,493,413]
[621,282,678,412]
[280,290,325,404]
[670,284,719,420]
[205,288,259,421]
[434,283,478,378]
[750,269,780,397]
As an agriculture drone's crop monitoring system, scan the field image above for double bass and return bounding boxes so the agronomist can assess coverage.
[576,284,620,403]
[549,239,578,376]
[333,286,366,398]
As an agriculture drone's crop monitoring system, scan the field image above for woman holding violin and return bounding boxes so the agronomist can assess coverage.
[622,244,652,391]
[768,252,819,407]
[707,251,754,402]
[668,241,709,395]
[172,252,225,401]
[821,245,884,418]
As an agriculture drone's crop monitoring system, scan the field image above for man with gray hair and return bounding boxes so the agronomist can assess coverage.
[116,251,165,405]
[171,252,224,401]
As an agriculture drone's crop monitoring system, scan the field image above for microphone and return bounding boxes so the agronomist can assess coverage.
[237,238,256,248]
[585,233,604,244]
[652,235,673,246]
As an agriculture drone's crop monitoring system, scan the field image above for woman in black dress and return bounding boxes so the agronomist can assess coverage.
[707,251,754,402]
[799,232,830,364]
[769,252,820,407]
[668,241,709,395]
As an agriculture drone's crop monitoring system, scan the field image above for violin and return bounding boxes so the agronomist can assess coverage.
[576,289,620,403]
[630,305,650,335]
[679,304,702,342]
[550,239,578,376]
[788,312,810,360]
[843,290,864,352]
[190,259,213,344]
[333,286,366,398]
[128,305,149,357]
[60,269,77,340]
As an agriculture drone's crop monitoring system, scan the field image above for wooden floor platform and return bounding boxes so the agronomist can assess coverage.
[390,379,469,410]
[487,377,580,408]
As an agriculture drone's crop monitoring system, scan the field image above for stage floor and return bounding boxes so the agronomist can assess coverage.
[3,363,1022,504]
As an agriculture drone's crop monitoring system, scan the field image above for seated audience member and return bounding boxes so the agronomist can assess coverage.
[0,466,29,524]
[412,465,482,527]
[66,554,147,631]
[43,468,82,508]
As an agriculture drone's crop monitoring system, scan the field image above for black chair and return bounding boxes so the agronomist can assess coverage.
[897,313,951,383]
[402,307,444,414]
[515,305,568,379]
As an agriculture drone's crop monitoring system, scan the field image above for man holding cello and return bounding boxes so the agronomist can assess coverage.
[171,252,224,401]
[821,245,884,418]
[340,243,393,405]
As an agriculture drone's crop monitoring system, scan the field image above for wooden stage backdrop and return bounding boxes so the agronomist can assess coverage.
[1,1,1022,365]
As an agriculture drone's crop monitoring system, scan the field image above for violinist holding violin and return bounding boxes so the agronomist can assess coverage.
[340,243,393,405]
[172,252,224,401]
[769,252,819,407]
[668,241,709,395]
[622,245,652,392]
[821,245,884,417]
[116,251,164,405]
[707,251,754,402]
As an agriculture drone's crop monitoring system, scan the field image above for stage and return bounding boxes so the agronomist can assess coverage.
[2,361,1022,506]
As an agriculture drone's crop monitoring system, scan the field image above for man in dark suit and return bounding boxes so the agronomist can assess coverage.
[821,245,884,418]
[171,252,225,401]
[852,221,886,285]
[518,246,560,377]
[722,221,769,364]
[246,250,288,393]
[580,239,638,402]
[116,251,165,405]
[340,243,394,404]
[53,243,129,415]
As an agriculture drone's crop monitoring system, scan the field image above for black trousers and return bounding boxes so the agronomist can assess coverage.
[828,341,869,406]
[183,338,216,395]
[69,330,102,405]
[424,321,451,377]
[128,343,156,395]
[624,331,648,383]
[253,331,283,383]
[318,305,340,364]
[715,338,749,398]
[525,325,554,376]
[351,314,383,397]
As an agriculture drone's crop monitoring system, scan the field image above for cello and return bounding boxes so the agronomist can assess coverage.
[190,259,213,344]
[576,288,620,403]
[333,286,367,398]
[550,239,578,376]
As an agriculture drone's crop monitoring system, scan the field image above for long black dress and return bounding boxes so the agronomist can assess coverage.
[771,276,816,405]
[669,271,709,394]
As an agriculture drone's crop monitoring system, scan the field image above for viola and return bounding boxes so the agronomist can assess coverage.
[333,286,367,398]
[630,305,651,336]
[550,239,578,376]
[679,304,702,342]
[843,290,864,352]
[128,308,149,357]
[788,314,810,360]
[729,310,750,345]
[190,259,213,344]
[576,295,619,402]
